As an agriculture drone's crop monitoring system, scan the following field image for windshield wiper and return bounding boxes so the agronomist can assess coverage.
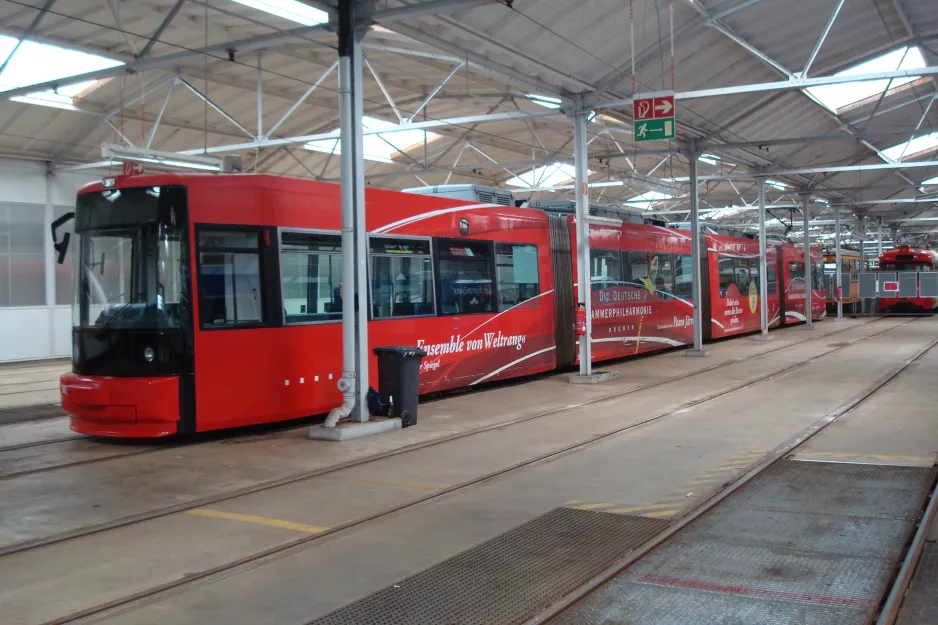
[95,292,146,339]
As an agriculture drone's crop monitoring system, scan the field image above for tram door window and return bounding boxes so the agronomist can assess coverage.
[495,243,539,310]
[767,258,777,295]
[370,238,435,319]
[590,249,622,290]
[279,231,342,324]
[197,229,265,327]
[789,261,806,291]
[437,239,494,315]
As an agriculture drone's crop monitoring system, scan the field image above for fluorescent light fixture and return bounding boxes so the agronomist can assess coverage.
[305,116,438,163]
[765,179,787,190]
[230,0,328,26]
[698,153,719,165]
[0,36,122,109]
[881,132,938,163]
[101,143,222,172]
[813,197,829,204]
[506,162,579,189]
[625,190,673,209]
[527,94,562,110]
[806,46,925,112]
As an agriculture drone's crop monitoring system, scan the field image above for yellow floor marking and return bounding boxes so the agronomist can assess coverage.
[642,509,679,518]
[794,451,934,463]
[606,503,683,514]
[573,502,616,510]
[565,499,586,505]
[337,477,440,491]
[706,465,748,473]
[186,508,329,533]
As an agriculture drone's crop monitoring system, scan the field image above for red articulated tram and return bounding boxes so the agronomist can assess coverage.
[877,244,938,313]
[54,174,825,438]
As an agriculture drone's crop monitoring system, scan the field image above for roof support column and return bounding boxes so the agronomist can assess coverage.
[800,192,814,329]
[325,0,373,427]
[570,93,593,376]
[686,147,709,356]
[753,176,773,340]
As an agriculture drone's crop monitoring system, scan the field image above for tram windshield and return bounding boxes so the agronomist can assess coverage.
[73,186,190,330]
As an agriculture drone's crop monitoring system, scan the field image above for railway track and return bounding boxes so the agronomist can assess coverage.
[0,319,883,479]
[0,318,889,559]
[522,334,938,625]
[27,318,925,625]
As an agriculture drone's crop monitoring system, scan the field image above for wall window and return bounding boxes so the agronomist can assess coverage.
[54,205,76,306]
[590,249,622,290]
[371,238,434,318]
[0,202,46,307]
[280,231,342,324]
[496,243,539,310]
[438,239,493,315]
[197,229,264,327]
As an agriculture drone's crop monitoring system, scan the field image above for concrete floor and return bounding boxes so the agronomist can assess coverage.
[0,358,68,415]
[2,317,936,625]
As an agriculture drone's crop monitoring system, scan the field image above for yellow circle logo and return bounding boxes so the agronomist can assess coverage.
[748,281,758,313]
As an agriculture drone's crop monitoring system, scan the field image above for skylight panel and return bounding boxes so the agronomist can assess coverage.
[304,116,438,163]
[698,153,719,165]
[921,175,938,187]
[505,163,578,188]
[881,132,938,163]
[527,94,561,109]
[624,191,673,209]
[0,36,122,110]
[765,179,787,191]
[231,0,328,26]
[805,46,925,112]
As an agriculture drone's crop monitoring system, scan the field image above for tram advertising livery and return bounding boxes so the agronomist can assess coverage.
[53,175,826,438]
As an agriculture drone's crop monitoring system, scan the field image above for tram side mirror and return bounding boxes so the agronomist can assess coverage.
[99,253,106,275]
[50,211,75,265]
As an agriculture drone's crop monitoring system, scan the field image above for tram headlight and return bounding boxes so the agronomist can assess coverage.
[143,347,155,362]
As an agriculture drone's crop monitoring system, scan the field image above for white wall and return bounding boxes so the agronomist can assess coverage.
[0,158,100,363]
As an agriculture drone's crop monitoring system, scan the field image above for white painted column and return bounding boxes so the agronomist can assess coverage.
[571,96,592,375]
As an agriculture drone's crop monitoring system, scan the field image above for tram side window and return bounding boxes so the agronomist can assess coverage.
[370,238,435,319]
[438,239,494,315]
[767,258,777,295]
[590,249,623,290]
[197,229,265,327]
[626,251,649,289]
[717,256,756,298]
[673,255,693,300]
[280,232,342,324]
[652,253,674,296]
[496,243,539,310]
[789,261,806,287]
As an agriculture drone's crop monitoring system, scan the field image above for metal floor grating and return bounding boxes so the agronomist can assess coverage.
[897,543,938,625]
[306,508,668,625]
[552,460,936,625]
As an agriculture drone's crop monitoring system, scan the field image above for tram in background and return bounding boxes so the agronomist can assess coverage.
[823,247,863,313]
[52,175,825,438]
[877,245,938,313]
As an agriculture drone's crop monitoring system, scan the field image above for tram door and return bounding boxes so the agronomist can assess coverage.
[775,245,787,325]
[549,214,576,367]
[699,237,713,341]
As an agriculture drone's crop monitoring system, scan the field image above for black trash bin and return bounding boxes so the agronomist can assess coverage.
[373,346,426,427]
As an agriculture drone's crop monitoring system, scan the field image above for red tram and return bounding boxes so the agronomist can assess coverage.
[877,245,938,313]
[55,174,825,437]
